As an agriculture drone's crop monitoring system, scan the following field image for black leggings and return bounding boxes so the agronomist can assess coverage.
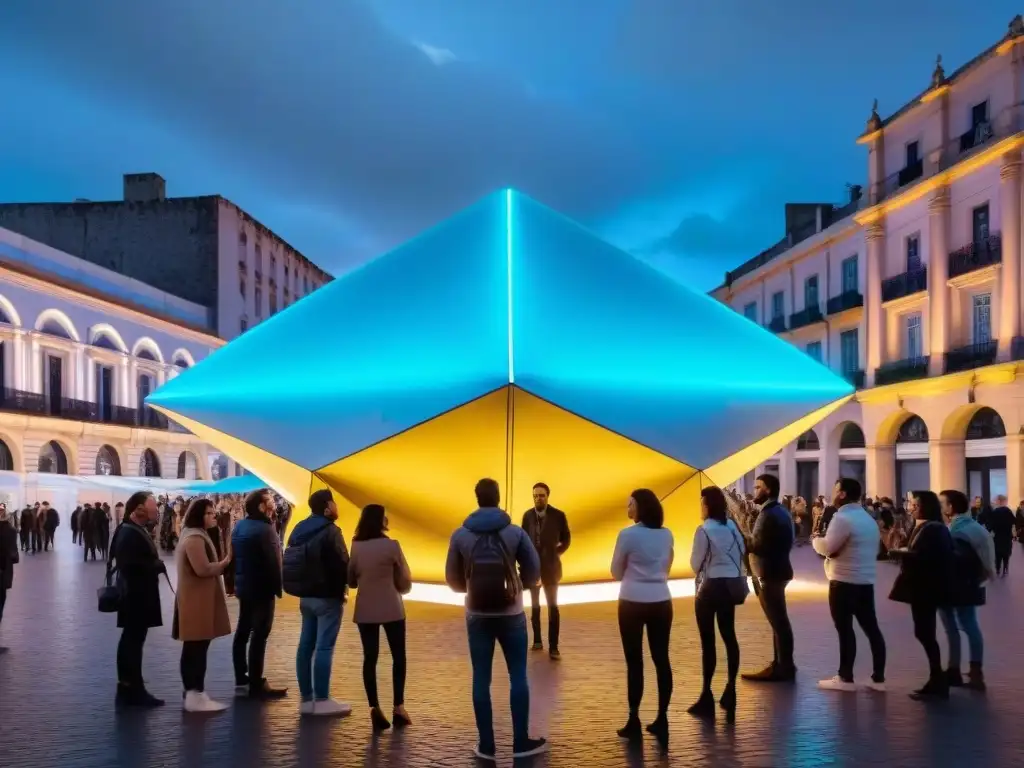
[911,602,941,678]
[117,626,148,687]
[180,639,212,692]
[618,599,673,717]
[357,620,407,709]
[694,583,739,691]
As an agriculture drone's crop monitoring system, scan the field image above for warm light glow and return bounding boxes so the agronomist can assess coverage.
[403,577,829,606]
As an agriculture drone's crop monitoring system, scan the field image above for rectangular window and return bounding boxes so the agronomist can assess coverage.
[239,279,246,298]
[771,291,784,320]
[841,255,858,293]
[254,286,262,318]
[906,314,923,359]
[255,243,263,271]
[805,341,822,362]
[972,203,990,244]
[240,316,248,333]
[973,293,992,344]
[269,291,278,315]
[804,275,819,310]
[905,141,920,166]
[270,255,277,278]
[840,329,859,373]
[743,302,758,322]
[972,100,989,127]
[906,234,921,272]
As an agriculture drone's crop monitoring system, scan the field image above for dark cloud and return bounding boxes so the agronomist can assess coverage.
[646,212,771,259]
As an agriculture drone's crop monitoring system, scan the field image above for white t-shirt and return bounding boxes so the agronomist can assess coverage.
[611,523,674,602]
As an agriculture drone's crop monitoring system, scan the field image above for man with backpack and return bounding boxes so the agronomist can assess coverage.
[445,478,547,762]
[283,488,350,716]
[939,489,995,691]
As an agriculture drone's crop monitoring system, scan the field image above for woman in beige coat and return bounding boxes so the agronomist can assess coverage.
[174,497,232,713]
[347,504,413,731]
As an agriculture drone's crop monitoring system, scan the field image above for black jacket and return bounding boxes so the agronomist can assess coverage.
[232,513,283,601]
[986,505,1015,546]
[521,506,570,584]
[111,520,164,629]
[889,520,953,607]
[747,500,794,582]
[0,520,18,589]
[286,515,349,601]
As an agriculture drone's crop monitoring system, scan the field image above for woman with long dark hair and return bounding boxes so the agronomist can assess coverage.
[173,498,233,712]
[889,490,954,700]
[347,503,413,731]
[611,488,674,742]
[688,486,744,719]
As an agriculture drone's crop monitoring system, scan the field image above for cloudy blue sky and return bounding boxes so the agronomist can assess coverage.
[0,1,1019,290]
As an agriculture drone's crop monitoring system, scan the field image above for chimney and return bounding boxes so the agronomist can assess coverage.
[123,172,166,203]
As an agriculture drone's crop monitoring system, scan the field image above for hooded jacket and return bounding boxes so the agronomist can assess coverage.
[445,508,540,617]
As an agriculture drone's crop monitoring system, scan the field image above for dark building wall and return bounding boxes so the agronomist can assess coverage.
[0,197,220,309]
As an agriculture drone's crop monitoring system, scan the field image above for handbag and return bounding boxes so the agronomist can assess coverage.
[696,525,750,606]
[97,524,175,613]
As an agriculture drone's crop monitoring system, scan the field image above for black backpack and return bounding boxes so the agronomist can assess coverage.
[466,529,521,613]
[952,536,984,584]
[283,526,330,597]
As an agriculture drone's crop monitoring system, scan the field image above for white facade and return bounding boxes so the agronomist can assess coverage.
[712,17,1024,506]
[0,226,224,510]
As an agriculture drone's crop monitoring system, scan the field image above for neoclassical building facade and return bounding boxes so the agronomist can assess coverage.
[713,17,1024,505]
[0,224,223,507]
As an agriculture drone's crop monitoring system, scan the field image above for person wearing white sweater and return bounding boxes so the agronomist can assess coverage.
[812,477,887,692]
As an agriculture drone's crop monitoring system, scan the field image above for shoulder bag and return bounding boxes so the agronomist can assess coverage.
[696,525,750,605]
[98,524,174,613]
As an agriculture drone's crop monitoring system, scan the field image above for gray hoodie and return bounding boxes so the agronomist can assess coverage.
[445,507,541,617]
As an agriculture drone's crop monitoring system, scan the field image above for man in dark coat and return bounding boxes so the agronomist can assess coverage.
[94,504,111,560]
[42,503,59,551]
[521,482,571,659]
[985,495,1015,576]
[110,491,165,707]
[0,504,18,650]
[81,504,98,562]
[71,506,81,544]
[18,507,32,552]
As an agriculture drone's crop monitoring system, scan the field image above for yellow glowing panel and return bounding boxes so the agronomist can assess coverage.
[702,395,852,488]
[148,404,311,505]
[661,473,710,578]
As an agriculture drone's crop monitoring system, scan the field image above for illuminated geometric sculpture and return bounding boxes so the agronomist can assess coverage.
[147,190,852,585]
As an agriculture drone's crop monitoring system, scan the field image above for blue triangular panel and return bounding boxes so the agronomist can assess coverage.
[148,193,512,469]
[508,193,853,468]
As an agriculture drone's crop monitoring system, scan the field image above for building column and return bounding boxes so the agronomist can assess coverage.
[73,345,86,400]
[12,332,25,390]
[821,447,839,498]
[779,442,797,496]
[119,358,131,408]
[1007,434,1024,507]
[84,355,95,402]
[865,222,886,385]
[128,360,139,408]
[1000,152,1022,358]
[29,338,40,393]
[929,439,966,493]
[928,187,951,374]
[865,444,895,500]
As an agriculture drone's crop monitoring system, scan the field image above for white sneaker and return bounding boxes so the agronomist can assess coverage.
[818,676,858,692]
[864,678,886,692]
[183,691,229,713]
[312,699,352,717]
[299,700,316,715]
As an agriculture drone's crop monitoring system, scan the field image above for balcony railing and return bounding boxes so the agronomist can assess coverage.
[842,369,866,389]
[0,388,171,430]
[827,290,864,315]
[945,340,998,374]
[875,356,930,386]
[788,305,824,331]
[869,104,1024,206]
[948,234,1002,278]
[881,267,927,303]
[767,316,787,333]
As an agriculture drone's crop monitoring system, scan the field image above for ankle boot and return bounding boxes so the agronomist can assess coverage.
[719,683,737,718]
[617,714,642,740]
[966,662,986,691]
[687,690,715,718]
[945,667,964,687]
[646,712,669,740]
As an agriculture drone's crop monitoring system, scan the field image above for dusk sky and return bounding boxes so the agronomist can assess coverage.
[0,1,1020,290]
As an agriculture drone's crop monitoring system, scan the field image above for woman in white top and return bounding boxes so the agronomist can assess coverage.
[688,486,745,720]
[610,489,674,743]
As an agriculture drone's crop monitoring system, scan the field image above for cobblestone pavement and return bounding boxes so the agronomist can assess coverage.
[2,534,1024,767]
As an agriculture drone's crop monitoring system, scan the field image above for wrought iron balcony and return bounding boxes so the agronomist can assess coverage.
[842,369,866,389]
[945,340,998,374]
[0,388,171,430]
[767,316,787,333]
[827,290,863,315]
[788,305,824,331]
[881,267,927,303]
[875,356,930,386]
[948,234,1002,278]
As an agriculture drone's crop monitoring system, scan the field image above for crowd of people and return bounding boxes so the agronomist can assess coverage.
[0,471,1011,761]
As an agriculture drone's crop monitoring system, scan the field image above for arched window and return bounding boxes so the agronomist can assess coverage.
[0,439,13,471]
[839,423,866,450]
[177,451,198,480]
[796,430,820,451]
[38,441,68,474]
[93,333,122,352]
[896,415,929,443]
[139,448,161,477]
[40,320,73,340]
[136,348,157,362]
[96,444,122,476]
[0,306,13,325]
[211,454,228,481]
[966,407,1006,440]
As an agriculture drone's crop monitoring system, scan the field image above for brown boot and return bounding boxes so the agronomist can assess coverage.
[966,662,986,692]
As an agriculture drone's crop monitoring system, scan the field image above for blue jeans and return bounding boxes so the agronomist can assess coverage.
[296,597,343,701]
[467,612,530,751]
[939,605,983,667]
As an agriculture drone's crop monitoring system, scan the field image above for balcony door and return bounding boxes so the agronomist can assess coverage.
[841,256,858,294]
[972,204,990,245]
[96,365,114,421]
[138,374,154,426]
[972,293,992,345]
[804,275,819,311]
[44,355,63,416]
